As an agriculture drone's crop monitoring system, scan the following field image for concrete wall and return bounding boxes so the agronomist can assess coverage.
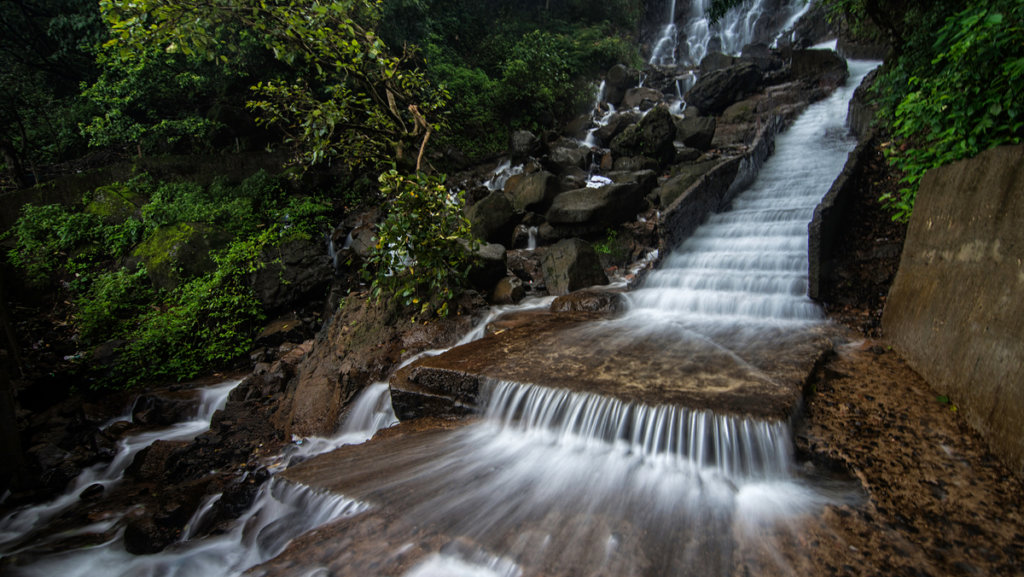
[883,144,1024,477]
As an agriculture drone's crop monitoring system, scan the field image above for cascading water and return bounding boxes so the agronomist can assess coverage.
[0,382,398,577]
[650,0,810,68]
[627,58,882,340]
[0,380,240,549]
[251,56,882,577]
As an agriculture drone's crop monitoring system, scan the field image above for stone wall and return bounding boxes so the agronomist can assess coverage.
[660,113,787,251]
[882,144,1024,477]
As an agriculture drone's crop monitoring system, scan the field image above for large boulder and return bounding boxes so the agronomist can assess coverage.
[250,237,333,312]
[621,87,664,110]
[506,171,559,213]
[545,182,645,234]
[465,241,509,292]
[131,223,231,290]
[548,139,590,171]
[466,191,519,245]
[605,64,639,107]
[685,61,762,116]
[673,116,717,151]
[540,238,609,296]
[511,130,545,160]
[699,52,737,76]
[594,110,641,147]
[610,106,677,166]
[790,49,848,87]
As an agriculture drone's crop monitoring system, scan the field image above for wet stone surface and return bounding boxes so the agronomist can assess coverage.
[391,309,834,421]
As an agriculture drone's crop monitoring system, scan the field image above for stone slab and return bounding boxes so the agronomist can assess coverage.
[391,310,834,421]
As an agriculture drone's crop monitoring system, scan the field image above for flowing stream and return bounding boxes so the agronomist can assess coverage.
[252,56,881,577]
[2,21,882,577]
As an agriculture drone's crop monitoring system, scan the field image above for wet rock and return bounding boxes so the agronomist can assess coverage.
[78,482,105,500]
[466,191,518,246]
[125,440,190,482]
[790,49,848,88]
[250,237,333,313]
[507,249,545,290]
[465,241,508,292]
[511,130,544,160]
[655,160,721,208]
[685,61,762,116]
[593,110,641,147]
[131,393,199,427]
[491,276,526,305]
[545,182,645,236]
[506,171,559,213]
[550,289,625,314]
[621,87,664,110]
[606,170,659,198]
[27,442,79,491]
[612,156,659,172]
[699,52,737,75]
[548,139,590,171]
[254,316,308,349]
[540,238,609,296]
[673,116,717,151]
[605,64,639,107]
[610,106,677,166]
[740,43,783,73]
[273,293,478,437]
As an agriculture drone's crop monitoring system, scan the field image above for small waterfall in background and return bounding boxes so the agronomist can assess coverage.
[650,0,810,68]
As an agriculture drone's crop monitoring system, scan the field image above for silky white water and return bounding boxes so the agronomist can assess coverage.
[650,0,811,67]
[0,382,397,577]
[626,58,881,338]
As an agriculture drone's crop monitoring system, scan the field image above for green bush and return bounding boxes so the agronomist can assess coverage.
[365,169,475,318]
[5,204,102,284]
[881,0,1024,221]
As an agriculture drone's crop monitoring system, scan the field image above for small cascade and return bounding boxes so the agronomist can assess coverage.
[484,160,523,192]
[1,382,396,577]
[0,380,240,549]
[648,0,679,66]
[483,380,792,479]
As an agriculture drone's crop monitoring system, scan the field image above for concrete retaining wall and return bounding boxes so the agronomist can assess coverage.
[660,113,789,251]
[882,144,1024,477]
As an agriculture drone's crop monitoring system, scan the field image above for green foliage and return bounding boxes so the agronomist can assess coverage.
[881,0,1024,221]
[110,229,273,386]
[99,0,448,172]
[76,266,155,343]
[6,169,331,388]
[592,229,618,255]
[80,46,223,154]
[365,170,475,318]
[5,204,102,284]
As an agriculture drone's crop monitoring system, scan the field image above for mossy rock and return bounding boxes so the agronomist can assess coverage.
[84,183,145,224]
[131,223,232,290]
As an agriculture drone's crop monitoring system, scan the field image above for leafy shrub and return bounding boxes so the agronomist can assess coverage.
[881,0,1024,221]
[5,204,102,284]
[76,266,155,344]
[365,170,475,318]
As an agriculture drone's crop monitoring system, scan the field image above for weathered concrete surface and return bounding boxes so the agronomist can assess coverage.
[808,133,875,300]
[883,144,1024,477]
[390,310,833,421]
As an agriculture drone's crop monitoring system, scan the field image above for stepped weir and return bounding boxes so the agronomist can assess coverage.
[269,58,882,577]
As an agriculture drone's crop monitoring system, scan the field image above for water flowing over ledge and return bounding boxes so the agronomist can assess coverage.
[481,380,794,479]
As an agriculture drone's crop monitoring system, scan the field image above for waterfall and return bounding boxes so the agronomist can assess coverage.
[0,379,241,549]
[651,0,810,68]
[626,58,882,339]
[483,380,793,479]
